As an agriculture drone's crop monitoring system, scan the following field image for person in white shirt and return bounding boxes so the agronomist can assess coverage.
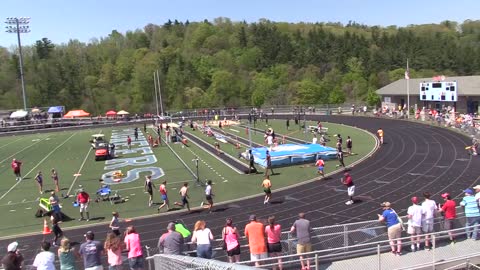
[32,241,56,270]
[421,192,437,251]
[312,134,318,144]
[407,197,423,252]
[191,220,214,259]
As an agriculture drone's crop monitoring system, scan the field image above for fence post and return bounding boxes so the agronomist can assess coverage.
[315,253,319,270]
[377,244,381,270]
[146,245,153,270]
[343,224,348,252]
[432,235,436,270]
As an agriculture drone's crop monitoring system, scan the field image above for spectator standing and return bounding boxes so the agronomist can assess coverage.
[378,202,402,255]
[32,241,55,270]
[127,136,132,150]
[336,151,345,168]
[51,168,60,193]
[35,171,44,194]
[286,119,290,130]
[377,128,384,145]
[11,159,22,181]
[346,136,353,155]
[49,192,62,221]
[290,213,312,270]
[265,216,283,270]
[438,193,457,244]
[77,189,90,221]
[158,222,184,255]
[222,218,241,263]
[460,188,480,240]
[1,242,23,270]
[192,220,214,259]
[174,221,192,244]
[104,233,123,270]
[245,215,267,267]
[79,231,104,270]
[109,212,121,236]
[407,197,423,252]
[341,172,355,205]
[124,226,144,270]
[421,192,437,250]
[265,150,274,176]
[58,238,79,270]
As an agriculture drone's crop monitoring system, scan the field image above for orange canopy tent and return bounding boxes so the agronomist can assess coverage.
[63,109,90,118]
[106,110,117,116]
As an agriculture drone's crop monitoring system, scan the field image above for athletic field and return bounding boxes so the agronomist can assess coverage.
[0,119,375,236]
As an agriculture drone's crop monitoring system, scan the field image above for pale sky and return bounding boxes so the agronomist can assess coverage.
[1,0,479,47]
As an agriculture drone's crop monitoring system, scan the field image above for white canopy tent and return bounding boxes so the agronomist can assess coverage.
[10,110,28,119]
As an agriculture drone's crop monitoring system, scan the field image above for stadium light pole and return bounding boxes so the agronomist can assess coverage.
[5,17,30,111]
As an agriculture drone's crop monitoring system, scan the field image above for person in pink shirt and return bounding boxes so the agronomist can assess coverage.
[105,232,123,270]
[265,216,283,270]
[124,226,144,270]
[11,158,22,181]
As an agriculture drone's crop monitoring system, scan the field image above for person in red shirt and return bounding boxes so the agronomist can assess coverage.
[342,172,355,205]
[315,158,325,177]
[438,193,456,244]
[157,181,170,212]
[127,136,132,150]
[76,189,91,221]
[11,158,22,181]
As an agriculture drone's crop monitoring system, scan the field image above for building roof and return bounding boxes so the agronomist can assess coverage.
[376,75,480,96]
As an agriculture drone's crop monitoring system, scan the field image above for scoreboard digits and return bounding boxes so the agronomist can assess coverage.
[419,81,457,102]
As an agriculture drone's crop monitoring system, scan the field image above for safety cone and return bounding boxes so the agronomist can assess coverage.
[42,218,51,235]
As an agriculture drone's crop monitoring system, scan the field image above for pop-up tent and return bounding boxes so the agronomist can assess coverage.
[117,110,130,115]
[106,110,117,116]
[10,110,28,119]
[48,106,64,114]
[63,109,90,118]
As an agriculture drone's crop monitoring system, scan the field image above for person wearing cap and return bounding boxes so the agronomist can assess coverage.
[76,188,90,221]
[341,172,355,205]
[460,188,480,240]
[222,218,241,263]
[290,212,312,270]
[245,215,267,267]
[79,231,104,270]
[1,241,23,270]
[407,197,423,252]
[378,202,402,255]
[32,241,55,270]
[192,220,214,259]
[438,193,457,244]
[421,192,437,251]
[158,222,184,255]
[124,226,144,270]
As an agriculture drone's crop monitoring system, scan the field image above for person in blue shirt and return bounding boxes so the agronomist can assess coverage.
[378,202,402,255]
[460,188,480,240]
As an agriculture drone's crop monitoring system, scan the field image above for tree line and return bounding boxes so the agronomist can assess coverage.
[0,18,479,114]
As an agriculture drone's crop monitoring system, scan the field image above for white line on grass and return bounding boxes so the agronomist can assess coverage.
[66,146,93,196]
[0,137,24,150]
[0,135,49,165]
[0,133,76,201]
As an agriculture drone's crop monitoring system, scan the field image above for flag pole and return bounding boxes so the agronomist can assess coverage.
[156,70,164,116]
[406,58,410,118]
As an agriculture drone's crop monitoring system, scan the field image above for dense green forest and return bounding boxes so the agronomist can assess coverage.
[1,18,480,114]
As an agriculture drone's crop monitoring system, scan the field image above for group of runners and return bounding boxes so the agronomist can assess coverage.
[11,158,60,195]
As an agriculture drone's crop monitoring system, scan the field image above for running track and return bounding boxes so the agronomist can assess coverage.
[3,115,480,266]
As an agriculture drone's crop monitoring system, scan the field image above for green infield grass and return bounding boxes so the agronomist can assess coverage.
[0,119,375,237]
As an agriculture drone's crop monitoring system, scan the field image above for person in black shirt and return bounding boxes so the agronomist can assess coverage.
[346,136,353,155]
[248,150,257,174]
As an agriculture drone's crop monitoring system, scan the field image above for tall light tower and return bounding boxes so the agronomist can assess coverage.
[5,17,30,111]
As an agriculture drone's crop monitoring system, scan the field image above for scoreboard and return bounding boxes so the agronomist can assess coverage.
[419,81,457,102]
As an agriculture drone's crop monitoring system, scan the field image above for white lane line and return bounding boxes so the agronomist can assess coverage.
[0,133,76,201]
[0,137,24,150]
[0,135,49,165]
[66,147,93,196]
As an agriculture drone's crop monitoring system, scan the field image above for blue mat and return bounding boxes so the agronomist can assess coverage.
[247,143,337,167]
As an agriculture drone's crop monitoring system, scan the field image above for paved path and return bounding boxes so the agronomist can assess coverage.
[3,115,480,268]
